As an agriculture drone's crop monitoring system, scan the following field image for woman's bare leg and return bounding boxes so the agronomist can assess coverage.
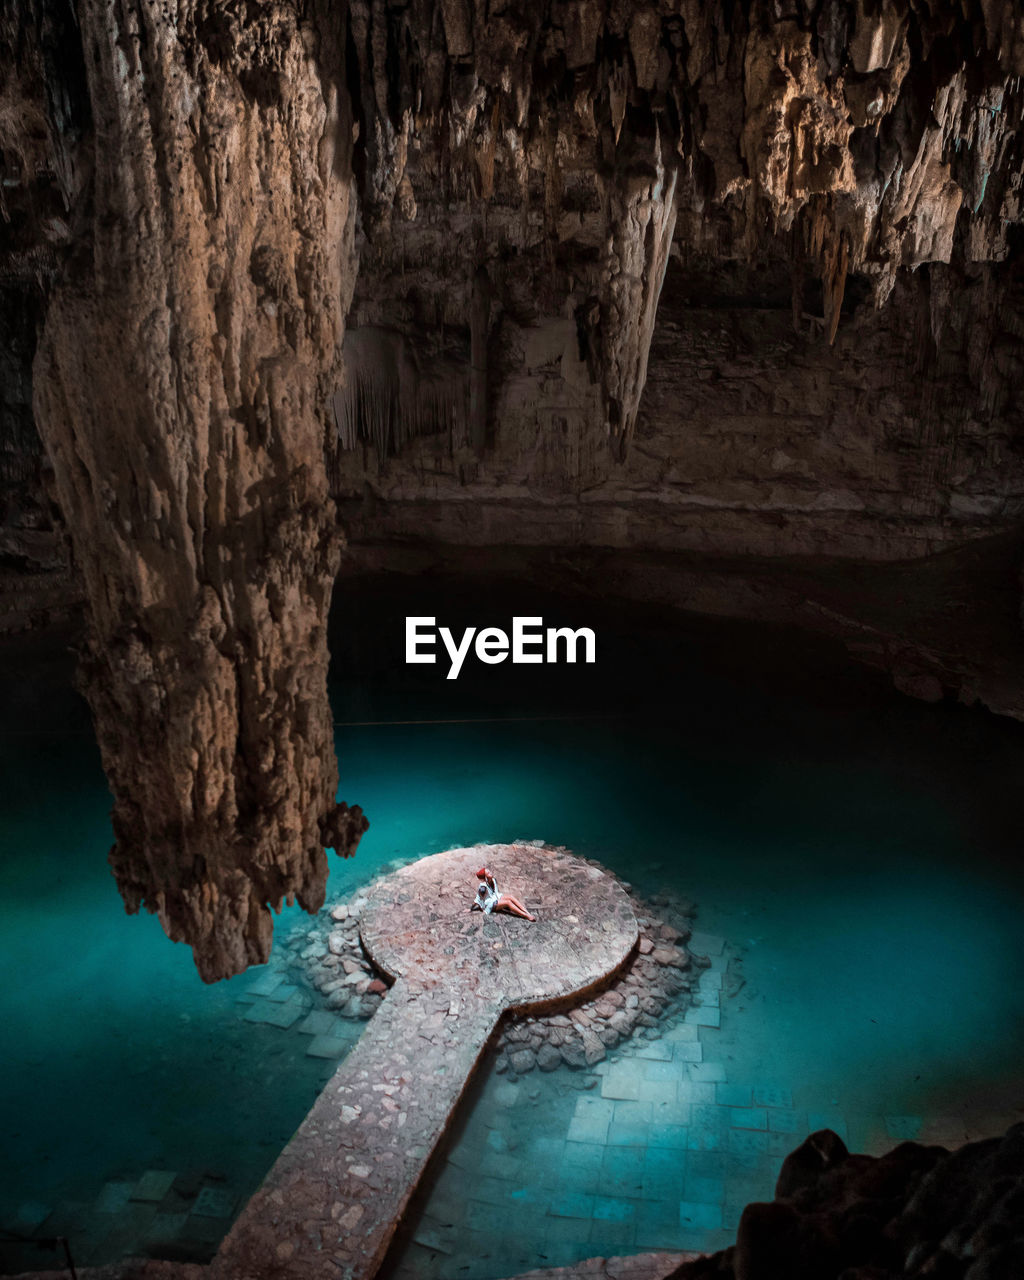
[497,894,536,921]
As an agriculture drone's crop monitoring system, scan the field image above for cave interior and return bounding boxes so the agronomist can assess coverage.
[1,1,1024,1278]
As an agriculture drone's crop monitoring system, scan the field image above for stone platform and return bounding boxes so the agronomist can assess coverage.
[361,845,639,1012]
[212,845,637,1280]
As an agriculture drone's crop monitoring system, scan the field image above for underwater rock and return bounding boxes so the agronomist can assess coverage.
[536,1044,563,1072]
[580,1029,607,1067]
[559,1040,589,1069]
[509,1048,537,1074]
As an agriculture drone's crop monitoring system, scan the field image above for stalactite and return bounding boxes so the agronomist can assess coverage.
[336,326,468,463]
[806,202,849,344]
[824,231,850,346]
[476,100,500,200]
[470,264,491,456]
[30,0,363,982]
[599,129,679,460]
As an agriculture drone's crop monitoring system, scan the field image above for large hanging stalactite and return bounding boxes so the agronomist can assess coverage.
[31,0,366,982]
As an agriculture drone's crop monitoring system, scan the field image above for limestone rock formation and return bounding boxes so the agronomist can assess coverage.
[327,0,1024,717]
[16,0,365,981]
[669,1123,1024,1280]
[335,0,1024,555]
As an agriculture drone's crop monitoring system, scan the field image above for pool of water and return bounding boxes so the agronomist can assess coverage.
[2,578,1023,1275]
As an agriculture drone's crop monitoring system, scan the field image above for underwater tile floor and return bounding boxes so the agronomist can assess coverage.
[384,951,746,1274]
[381,935,1022,1280]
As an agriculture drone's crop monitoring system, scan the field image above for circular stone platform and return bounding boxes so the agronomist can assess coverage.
[359,843,638,1013]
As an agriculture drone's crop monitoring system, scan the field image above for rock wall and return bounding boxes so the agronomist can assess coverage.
[0,285,76,631]
[336,258,1024,560]
[0,290,60,570]
[0,0,86,626]
[332,1,1024,562]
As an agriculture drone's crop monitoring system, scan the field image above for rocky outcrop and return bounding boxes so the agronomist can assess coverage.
[670,1123,1024,1280]
[27,0,365,982]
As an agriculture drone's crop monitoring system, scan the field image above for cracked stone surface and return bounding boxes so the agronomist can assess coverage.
[212,846,637,1280]
[361,845,639,1010]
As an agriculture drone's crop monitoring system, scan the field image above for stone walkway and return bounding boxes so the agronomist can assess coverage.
[212,846,637,1280]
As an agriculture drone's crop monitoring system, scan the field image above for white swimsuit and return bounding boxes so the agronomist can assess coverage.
[475,879,500,913]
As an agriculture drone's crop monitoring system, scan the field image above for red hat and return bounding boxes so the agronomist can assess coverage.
[476,867,489,878]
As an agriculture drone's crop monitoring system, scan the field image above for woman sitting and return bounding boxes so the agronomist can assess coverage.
[470,866,537,921]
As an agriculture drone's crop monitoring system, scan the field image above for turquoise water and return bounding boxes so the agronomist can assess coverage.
[343,715,1023,1114]
[2,581,1023,1274]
